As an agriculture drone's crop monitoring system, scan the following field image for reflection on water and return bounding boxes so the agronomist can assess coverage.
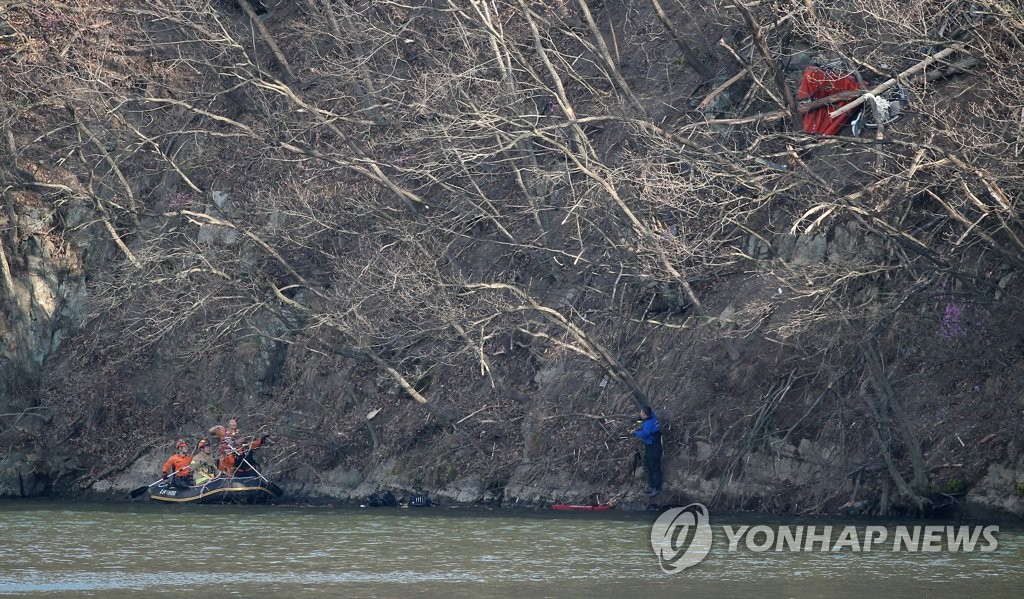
[1,500,1022,597]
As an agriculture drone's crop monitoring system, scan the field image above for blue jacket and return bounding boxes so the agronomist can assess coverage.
[633,412,661,445]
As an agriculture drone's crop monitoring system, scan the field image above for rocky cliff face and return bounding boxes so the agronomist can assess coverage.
[0,186,90,496]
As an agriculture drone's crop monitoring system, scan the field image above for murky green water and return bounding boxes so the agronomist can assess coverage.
[1,500,1022,597]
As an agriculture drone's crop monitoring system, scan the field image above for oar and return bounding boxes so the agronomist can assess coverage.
[236,451,284,497]
[128,466,186,499]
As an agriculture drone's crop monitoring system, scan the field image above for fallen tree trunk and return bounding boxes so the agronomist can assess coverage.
[829,44,965,119]
[692,89,866,127]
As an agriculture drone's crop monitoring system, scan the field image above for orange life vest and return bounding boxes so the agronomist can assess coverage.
[162,453,193,477]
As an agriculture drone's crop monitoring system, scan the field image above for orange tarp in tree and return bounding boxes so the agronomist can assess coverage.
[797,66,863,135]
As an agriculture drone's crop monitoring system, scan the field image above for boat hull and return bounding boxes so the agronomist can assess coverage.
[149,476,276,504]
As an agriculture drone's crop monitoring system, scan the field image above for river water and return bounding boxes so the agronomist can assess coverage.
[1,500,1022,597]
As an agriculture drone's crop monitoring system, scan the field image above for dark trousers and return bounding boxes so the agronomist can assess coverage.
[644,439,663,491]
[172,474,194,489]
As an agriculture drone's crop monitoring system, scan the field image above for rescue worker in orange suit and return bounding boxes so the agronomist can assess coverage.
[162,439,194,489]
[208,418,238,475]
[232,433,269,477]
[209,418,265,476]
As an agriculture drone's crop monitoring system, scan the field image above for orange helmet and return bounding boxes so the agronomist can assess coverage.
[176,439,188,449]
[197,439,208,448]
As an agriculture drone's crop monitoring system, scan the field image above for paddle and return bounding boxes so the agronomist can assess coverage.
[128,466,186,499]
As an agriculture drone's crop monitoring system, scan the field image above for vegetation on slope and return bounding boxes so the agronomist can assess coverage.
[1,0,1023,514]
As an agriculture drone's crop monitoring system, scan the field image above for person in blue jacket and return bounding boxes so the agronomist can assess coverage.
[633,405,662,496]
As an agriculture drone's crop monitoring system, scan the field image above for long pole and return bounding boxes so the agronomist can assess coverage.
[236,453,284,497]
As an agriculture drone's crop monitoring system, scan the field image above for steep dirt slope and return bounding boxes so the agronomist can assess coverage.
[2,0,1023,517]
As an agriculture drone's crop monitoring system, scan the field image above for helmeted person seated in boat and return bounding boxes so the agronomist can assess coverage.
[161,439,194,489]
[189,438,218,485]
